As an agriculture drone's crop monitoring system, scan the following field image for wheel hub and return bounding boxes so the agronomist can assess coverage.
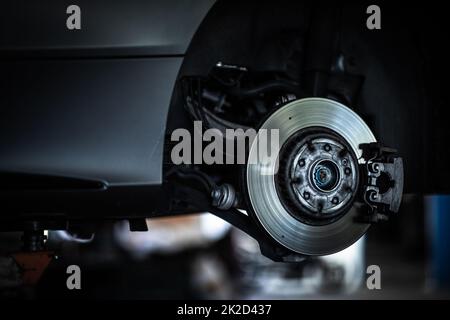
[275,129,359,225]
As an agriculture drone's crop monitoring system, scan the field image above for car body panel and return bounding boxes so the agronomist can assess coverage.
[1,0,215,56]
[0,0,216,186]
[0,58,181,185]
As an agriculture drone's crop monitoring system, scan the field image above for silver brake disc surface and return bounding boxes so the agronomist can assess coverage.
[246,98,376,255]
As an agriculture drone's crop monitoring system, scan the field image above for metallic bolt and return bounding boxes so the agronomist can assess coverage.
[298,159,306,167]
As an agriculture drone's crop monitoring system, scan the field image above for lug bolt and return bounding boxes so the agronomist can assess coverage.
[298,159,306,167]
[332,197,339,204]
[324,144,331,152]
[342,158,348,166]
[303,191,310,200]
[344,168,351,175]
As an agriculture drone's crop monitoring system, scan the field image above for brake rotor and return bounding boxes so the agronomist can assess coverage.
[246,98,376,255]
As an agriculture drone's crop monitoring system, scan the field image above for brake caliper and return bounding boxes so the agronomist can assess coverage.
[357,143,404,223]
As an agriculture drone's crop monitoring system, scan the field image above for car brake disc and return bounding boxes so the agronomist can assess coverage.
[246,98,376,255]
